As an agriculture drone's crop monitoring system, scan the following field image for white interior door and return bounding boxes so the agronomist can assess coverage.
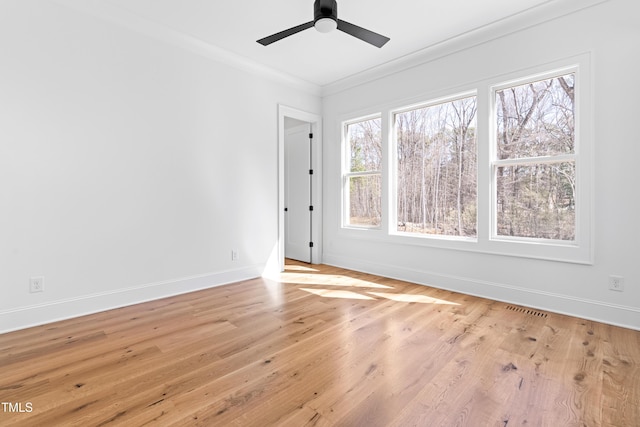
[284,123,311,263]
[277,105,322,272]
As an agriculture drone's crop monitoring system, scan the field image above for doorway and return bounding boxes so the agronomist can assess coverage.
[278,105,322,271]
[284,119,312,263]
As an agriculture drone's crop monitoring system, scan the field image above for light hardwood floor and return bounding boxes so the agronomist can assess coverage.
[1,261,638,426]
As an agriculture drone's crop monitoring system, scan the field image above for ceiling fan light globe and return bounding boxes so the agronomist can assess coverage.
[315,18,337,33]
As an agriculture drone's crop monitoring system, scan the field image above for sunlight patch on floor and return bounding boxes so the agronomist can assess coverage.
[282,262,459,306]
[367,292,459,305]
[284,264,320,272]
[279,274,393,289]
[299,287,459,305]
[300,288,376,300]
[262,278,285,305]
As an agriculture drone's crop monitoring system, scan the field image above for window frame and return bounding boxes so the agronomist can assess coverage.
[338,54,592,264]
[487,63,591,263]
[342,114,383,230]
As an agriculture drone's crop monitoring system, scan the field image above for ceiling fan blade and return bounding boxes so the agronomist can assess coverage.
[337,19,389,48]
[257,21,315,46]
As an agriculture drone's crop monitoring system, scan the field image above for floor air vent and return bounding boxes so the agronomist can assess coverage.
[505,305,548,318]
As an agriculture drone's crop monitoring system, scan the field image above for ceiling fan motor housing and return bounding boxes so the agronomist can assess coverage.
[314,0,338,24]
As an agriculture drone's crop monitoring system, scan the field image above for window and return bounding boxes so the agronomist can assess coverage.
[394,95,477,237]
[493,72,576,241]
[343,116,382,228]
[339,56,591,263]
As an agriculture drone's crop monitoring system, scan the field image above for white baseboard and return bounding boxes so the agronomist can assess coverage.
[0,265,263,334]
[323,253,640,331]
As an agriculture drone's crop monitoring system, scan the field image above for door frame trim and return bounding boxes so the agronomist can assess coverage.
[278,105,322,271]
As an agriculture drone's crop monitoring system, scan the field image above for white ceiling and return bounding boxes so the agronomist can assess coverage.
[71,0,582,88]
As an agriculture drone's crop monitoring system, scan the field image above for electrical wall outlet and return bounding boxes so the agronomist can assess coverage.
[30,276,44,293]
[608,275,624,292]
[231,250,239,261]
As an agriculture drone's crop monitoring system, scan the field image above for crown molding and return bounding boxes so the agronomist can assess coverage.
[321,0,608,97]
[49,0,607,99]
[51,0,322,97]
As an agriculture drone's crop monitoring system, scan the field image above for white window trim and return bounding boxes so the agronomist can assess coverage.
[487,60,592,263]
[338,53,593,264]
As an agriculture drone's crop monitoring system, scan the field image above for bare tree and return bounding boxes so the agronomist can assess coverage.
[495,74,575,240]
[396,96,477,236]
[347,118,382,226]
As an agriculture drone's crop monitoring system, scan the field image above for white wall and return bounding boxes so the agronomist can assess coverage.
[322,0,640,329]
[0,1,320,332]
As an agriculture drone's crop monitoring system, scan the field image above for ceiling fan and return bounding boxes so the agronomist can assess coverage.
[257,0,390,48]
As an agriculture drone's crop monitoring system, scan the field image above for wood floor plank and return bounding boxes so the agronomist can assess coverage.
[1,260,638,426]
[599,322,640,426]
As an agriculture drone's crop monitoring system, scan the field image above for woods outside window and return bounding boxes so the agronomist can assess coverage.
[394,94,477,238]
[493,72,576,242]
[343,116,382,228]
